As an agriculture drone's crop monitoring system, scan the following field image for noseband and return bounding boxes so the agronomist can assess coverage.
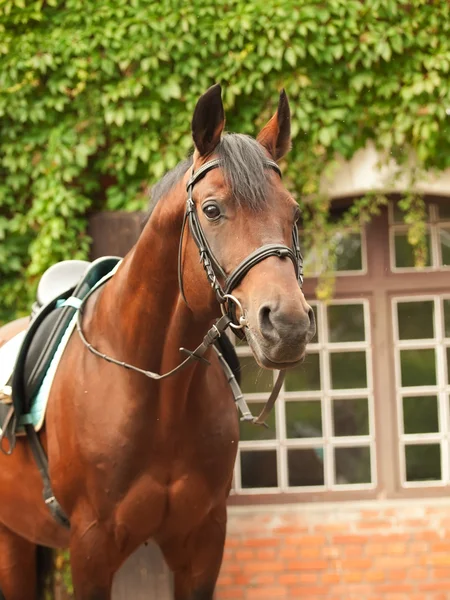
[178,158,304,335]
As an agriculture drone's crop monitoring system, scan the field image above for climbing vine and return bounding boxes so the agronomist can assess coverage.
[1,0,450,322]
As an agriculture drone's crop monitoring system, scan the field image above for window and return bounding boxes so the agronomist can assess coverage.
[233,301,375,494]
[303,230,366,276]
[393,296,450,486]
[230,199,450,503]
[390,202,450,270]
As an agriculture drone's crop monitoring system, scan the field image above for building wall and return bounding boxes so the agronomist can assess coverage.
[216,499,450,600]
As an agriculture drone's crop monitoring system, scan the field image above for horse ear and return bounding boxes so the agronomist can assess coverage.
[191,84,225,157]
[257,89,291,161]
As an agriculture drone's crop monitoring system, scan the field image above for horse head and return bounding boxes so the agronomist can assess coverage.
[180,84,316,369]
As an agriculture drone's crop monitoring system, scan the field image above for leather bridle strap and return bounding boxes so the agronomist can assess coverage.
[225,243,299,294]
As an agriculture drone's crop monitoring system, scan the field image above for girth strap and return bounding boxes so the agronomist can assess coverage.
[25,424,70,529]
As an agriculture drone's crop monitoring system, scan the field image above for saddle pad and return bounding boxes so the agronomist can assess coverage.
[16,313,78,434]
[0,331,27,392]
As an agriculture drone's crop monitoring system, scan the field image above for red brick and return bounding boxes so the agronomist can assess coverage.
[415,531,441,541]
[289,586,330,596]
[388,569,407,581]
[256,549,276,560]
[409,566,428,580]
[409,541,429,554]
[247,586,286,599]
[286,559,327,571]
[332,534,371,545]
[278,573,303,585]
[235,550,253,560]
[243,538,279,548]
[432,567,450,579]
[216,587,245,599]
[342,558,372,570]
[279,547,297,559]
[298,573,318,584]
[366,543,386,556]
[419,582,450,591]
[232,575,250,586]
[375,555,415,569]
[345,544,364,558]
[356,519,391,529]
[424,554,450,567]
[298,547,321,558]
[250,574,275,585]
[342,571,363,583]
[431,542,450,553]
[366,570,385,582]
[322,572,340,584]
[246,561,283,573]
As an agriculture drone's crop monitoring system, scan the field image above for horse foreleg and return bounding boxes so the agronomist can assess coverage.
[161,506,227,600]
[0,522,43,600]
[69,520,121,600]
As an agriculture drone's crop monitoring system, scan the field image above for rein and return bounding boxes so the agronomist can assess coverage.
[76,158,304,426]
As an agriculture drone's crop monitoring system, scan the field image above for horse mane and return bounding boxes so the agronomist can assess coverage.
[143,133,273,226]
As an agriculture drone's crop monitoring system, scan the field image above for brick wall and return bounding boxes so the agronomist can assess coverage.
[216,499,450,600]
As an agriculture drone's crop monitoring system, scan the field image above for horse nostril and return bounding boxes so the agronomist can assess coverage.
[258,304,274,336]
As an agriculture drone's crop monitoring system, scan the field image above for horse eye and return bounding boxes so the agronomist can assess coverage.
[202,203,221,221]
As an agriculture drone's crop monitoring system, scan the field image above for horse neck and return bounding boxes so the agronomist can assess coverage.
[89,180,216,375]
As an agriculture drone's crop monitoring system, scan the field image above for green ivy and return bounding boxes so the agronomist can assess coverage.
[2,0,450,322]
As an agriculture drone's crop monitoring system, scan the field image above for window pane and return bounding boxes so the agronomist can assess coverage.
[328,304,365,342]
[439,204,450,220]
[405,444,441,482]
[288,448,324,487]
[240,403,276,441]
[397,300,434,340]
[403,396,439,434]
[440,228,450,266]
[400,349,436,387]
[332,398,369,436]
[334,446,371,484]
[335,233,363,272]
[285,353,321,391]
[240,450,278,488]
[239,356,273,394]
[444,300,450,338]
[285,400,322,439]
[394,232,432,268]
[330,352,367,389]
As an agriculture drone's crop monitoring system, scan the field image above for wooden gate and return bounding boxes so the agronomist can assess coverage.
[88,212,174,600]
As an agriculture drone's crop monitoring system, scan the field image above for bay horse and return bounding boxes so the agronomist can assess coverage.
[0,84,315,600]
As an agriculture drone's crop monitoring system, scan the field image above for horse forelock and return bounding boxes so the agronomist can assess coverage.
[143,134,275,227]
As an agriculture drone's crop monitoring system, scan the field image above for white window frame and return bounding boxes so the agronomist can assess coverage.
[232,299,377,495]
[392,295,450,488]
[389,203,450,273]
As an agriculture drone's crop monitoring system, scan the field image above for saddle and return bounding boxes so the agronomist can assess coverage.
[0,257,121,453]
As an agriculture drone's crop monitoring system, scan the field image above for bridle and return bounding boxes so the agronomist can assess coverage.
[76,156,304,425]
[179,157,304,337]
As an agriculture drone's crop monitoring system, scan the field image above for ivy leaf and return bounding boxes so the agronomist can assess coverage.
[285,47,296,68]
